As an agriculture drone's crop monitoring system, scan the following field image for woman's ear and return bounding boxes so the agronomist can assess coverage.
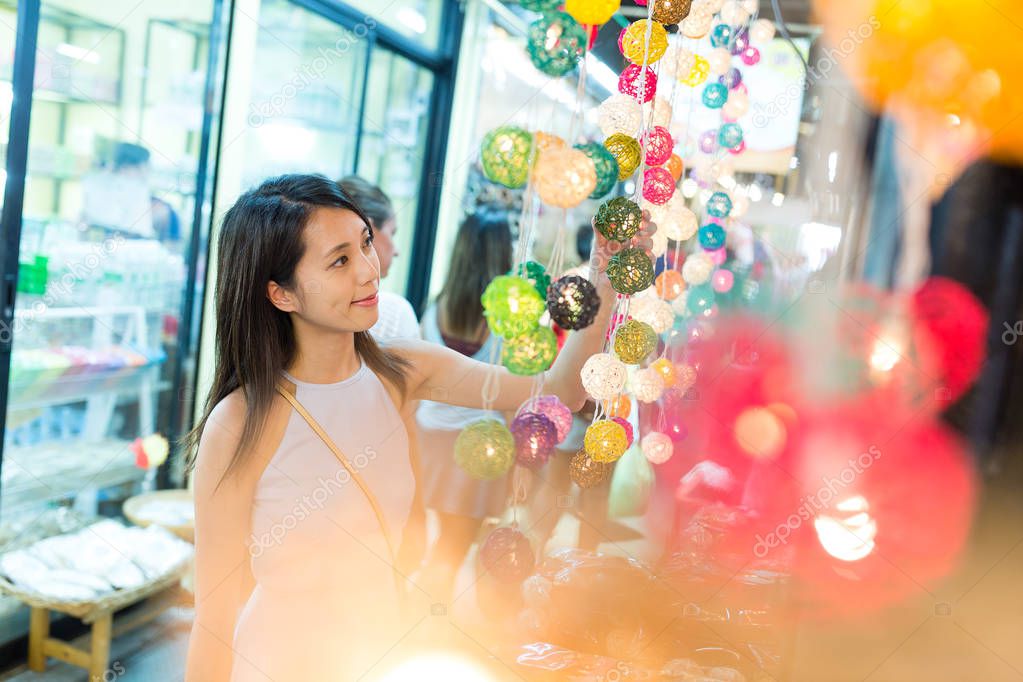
[267,280,297,313]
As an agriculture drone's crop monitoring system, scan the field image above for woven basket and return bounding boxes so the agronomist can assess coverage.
[123,489,194,543]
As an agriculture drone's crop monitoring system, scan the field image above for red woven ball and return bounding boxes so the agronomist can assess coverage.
[642,125,674,165]
[618,63,658,104]
[642,166,676,205]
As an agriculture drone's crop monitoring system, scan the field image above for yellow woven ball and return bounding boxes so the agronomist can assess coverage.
[613,319,657,364]
[621,20,669,65]
[584,419,629,463]
[565,0,621,25]
[603,133,642,180]
[534,148,597,208]
[650,357,677,387]
[681,54,710,86]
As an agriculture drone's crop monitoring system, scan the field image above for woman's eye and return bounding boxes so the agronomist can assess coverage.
[363,235,375,249]
[333,255,348,267]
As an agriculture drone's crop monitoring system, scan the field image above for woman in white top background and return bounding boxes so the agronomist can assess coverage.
[184,174,649,680]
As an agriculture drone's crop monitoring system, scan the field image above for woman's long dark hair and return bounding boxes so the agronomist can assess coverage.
[437,207,513,339]
[184,174,409,479]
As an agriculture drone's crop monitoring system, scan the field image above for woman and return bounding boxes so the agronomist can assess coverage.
[184,174,647,681]
[337,175,419,340]
[415,207,513,601]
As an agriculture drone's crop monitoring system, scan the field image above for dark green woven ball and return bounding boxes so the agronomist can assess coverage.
[512,260,551,299]
[594,196,643,242]
[606,247,655,295]
[575,142,620,199]
[527,11,587,78]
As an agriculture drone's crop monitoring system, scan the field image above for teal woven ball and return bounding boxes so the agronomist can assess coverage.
[698,223,726,250]
[706,191,733,218]
[527,11,587,78]
[575,142,620,199]
[455,420,515,480]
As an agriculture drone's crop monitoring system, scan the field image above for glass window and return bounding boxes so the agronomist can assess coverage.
[0,1,17,210]
[3,0,216,520]
[357,51,433,295]
[340,0,443,50]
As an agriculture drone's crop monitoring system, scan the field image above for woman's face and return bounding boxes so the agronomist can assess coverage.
[269,207,381,332]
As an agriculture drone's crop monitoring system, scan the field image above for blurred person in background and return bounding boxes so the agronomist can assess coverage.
[415,207,514,601]
[337,176,418,340]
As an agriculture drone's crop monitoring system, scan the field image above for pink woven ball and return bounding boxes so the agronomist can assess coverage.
[611,416,634,447]
[712,269,734,292]
[741,46,761,66]
[618,63,658,104]
[728,140,746,155]
[642,166,676,205]
[642,125,674,165]
[706,246,727,265]
[521,395,573,443]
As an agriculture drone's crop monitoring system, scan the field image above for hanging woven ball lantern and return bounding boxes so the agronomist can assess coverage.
[620,19,669,65]
[641,431,674,464]
[597,94,643,137]
[682,252,714,285]
[534,131,565,154]
[644,96,673,129]
[729,27,750,55]
[594,196,643,242]
[630,366,666,403]
[676,362,697,393]
[702,82,729,109]
[720,66,743,90]
[574,142,620,199]
[533,147,598,208]
[521,395,573,443]
[614,319,658,364]
[481,126,533,188]
[712,268,735,293]
[698,222,727,250]
[642,166,676,205]
[686,282,716,316]
[619,63,658,104]
[603,133,642,180]
[718,122,744,150]
[581,352,628,401]
[650,226,668,258]
[655,269,685,300]
[502,325,558,375]
[512,260,551,299]
[604,393,632,419]
[650,357,677,387]
[706,191,734,218]
[680,54,710,86]
[584,419,629,463]
[750,18,776,43]
[569,451,612,488]
[527,11,587,78]
[664,153,684,181]
[681,7,714,38]
[710,23,733,48]
[611,416,635,447]
[708,47,732,75]
[607,247,655,295]
[630,295,675,333]
[479,527,535,583]
[482,275,546,339]
[652,0,692,24]
[455,419,515,480]
[642,126,674,165]
[510,411,559,468]
[660,43,695,81]
[722,91,750,119]
[564,0,621,25]
[663,201,698,242]
[547,274,601,330]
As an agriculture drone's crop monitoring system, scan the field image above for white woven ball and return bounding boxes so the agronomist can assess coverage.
[630,366,666,403]
[681,7,714,38]
[581,352,628,401]
[708,48,732,76]
[598,94,643,137]
[663,201,698,242]
[682,253,714,285]
[751,19,777,44]
[643,96,673,130]
[650,226,669,257]
[641,431,674,464]
[630,296,675,334]
[721,0,750,24]
[671,290,689,315]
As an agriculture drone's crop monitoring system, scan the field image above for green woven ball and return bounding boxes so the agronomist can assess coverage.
[527,11,587,78]
[603,133,642,180]
[481,126,534,189]
[606,247,655,295]
[502,326,558,375]
[594,196,643,242]
[686,282,717,316]
[482,275,546,339]
[519,0,560,10]
[575,142,620,199]
[455,420,515,480]
[512,260,551,299]
[613,319,657,364]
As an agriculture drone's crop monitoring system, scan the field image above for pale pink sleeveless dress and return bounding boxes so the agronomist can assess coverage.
[230,364,417,681]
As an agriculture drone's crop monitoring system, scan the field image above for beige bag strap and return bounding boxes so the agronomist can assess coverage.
[275,384,403,591]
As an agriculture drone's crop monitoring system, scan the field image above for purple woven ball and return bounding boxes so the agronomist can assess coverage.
[510,412,558,468]
[521,395,573,443]
[480,527,535,583]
